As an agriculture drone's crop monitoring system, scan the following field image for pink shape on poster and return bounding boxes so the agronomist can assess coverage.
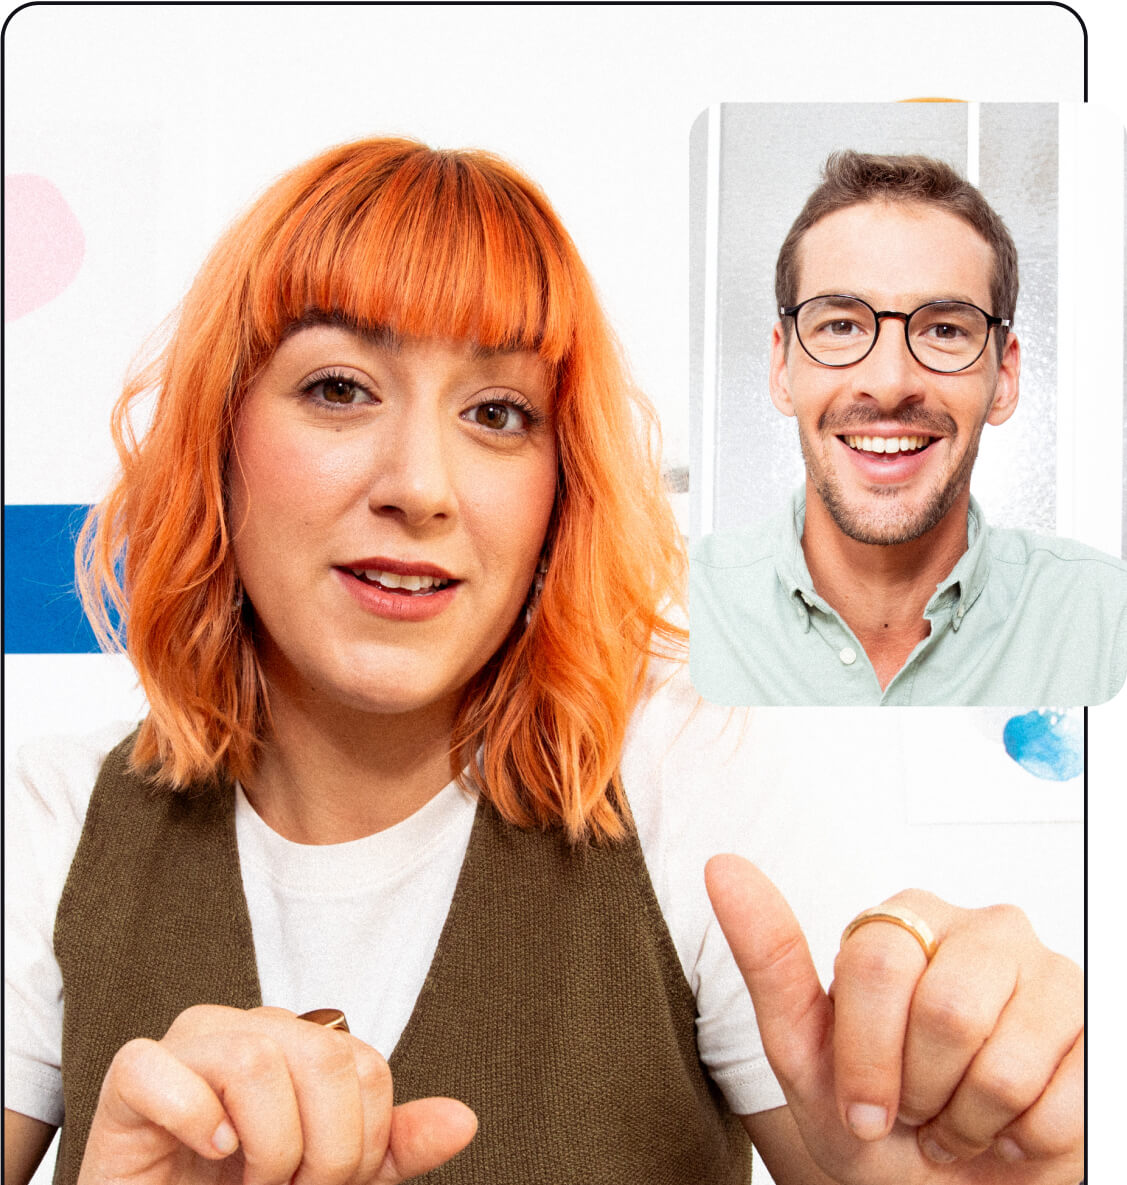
[5,174,85,321]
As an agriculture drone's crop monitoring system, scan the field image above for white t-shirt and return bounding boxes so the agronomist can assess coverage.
[4,664,788,1128]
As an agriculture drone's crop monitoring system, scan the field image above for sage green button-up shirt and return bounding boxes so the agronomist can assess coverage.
[690,491,1127,707]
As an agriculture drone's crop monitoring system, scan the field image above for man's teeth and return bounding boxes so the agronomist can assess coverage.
[350,569,450,593]
[844,434,933,455]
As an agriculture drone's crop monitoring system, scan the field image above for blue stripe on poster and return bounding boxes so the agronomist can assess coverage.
[3,504,108,653]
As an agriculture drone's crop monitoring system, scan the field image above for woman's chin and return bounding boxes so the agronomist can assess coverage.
[294,675,465,724]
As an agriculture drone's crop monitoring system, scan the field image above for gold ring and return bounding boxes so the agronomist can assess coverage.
[298,1007,351,1032]
[840,906,939,962]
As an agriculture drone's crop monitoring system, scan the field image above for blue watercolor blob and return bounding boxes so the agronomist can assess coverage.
[1002,710,1083,782]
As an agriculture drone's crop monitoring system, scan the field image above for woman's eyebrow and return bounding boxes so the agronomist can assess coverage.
[282,310,402,351]
[281,312,537,362]
[470,342,527,360]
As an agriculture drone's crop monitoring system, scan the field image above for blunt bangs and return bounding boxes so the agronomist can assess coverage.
[243,143,578,368]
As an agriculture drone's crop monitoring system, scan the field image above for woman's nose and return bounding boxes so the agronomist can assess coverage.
[367,408,457,527]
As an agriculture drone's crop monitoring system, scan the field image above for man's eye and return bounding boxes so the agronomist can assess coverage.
[927,323,966,340]
[817,319,863,336]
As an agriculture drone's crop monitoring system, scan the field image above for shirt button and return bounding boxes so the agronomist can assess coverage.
[839,646,857,665]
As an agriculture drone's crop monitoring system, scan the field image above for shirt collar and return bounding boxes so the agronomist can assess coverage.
[774,489,821,630]
[774,487,993,631]
[925,495,992,630]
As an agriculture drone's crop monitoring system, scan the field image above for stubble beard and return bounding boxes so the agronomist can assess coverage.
[798,420,986,546]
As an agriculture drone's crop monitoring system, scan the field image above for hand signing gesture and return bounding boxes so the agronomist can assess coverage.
[76,1005,477,1185]
[706,856,1083,1185]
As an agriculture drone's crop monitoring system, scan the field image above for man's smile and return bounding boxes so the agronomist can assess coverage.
[840,433,935,457]
[828,428,946,488]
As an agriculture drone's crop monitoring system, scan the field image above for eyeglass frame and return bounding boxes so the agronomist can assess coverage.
[779,295,1012,375]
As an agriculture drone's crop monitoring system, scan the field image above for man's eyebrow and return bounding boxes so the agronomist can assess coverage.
[807,290,986,309]
[805,294,869,309]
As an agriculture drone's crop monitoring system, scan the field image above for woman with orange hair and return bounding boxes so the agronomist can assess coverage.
[6,139,1082,1185]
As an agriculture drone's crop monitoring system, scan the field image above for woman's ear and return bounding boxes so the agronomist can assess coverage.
[768,322,796,418]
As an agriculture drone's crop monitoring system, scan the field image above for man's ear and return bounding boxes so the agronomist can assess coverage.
[986,330,1020,426]
[769,322,796,417]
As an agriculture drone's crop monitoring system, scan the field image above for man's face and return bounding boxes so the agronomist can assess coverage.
[770,200,1020,546]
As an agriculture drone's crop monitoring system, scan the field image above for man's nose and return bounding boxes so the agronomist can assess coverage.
[367,408,457,528]
[850,315,928,408]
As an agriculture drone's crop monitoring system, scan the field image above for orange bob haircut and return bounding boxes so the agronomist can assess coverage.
[79,136,686,843]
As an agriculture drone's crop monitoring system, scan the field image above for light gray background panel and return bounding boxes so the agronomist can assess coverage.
[974,103,1058,534]
[692,102,1063,541]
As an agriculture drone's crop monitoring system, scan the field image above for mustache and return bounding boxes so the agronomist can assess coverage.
[818,405,958,436]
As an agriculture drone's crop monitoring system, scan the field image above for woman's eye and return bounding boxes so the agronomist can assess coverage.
[305,376,372,406]
[466,401,529,433]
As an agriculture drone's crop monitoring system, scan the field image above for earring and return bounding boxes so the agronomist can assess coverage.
[524,554,549,627]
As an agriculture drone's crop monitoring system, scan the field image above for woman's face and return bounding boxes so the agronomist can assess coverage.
[228,325,558,723]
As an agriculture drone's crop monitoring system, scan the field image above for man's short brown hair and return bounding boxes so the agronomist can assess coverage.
[775,150,1019,346]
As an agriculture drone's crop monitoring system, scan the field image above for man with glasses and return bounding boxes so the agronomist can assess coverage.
[691,150,1127,705]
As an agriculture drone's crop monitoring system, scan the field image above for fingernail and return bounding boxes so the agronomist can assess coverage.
[846,1103,888,1140]
[212,1120,238,1155]
[995,1137,1026,1162]
[920,1136,957,1164]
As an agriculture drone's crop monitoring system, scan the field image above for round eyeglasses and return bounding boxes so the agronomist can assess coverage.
[780,296,1011,374]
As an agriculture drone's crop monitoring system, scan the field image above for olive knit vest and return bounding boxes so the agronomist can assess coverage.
[54,734,752,1184]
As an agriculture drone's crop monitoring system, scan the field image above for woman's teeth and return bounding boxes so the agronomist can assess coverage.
[350,569,450,593]
[843,434,933,455]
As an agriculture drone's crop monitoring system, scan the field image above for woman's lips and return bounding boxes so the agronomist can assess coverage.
[341,557,455,581]
[345,566,453,594]
[333,565,460,622]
